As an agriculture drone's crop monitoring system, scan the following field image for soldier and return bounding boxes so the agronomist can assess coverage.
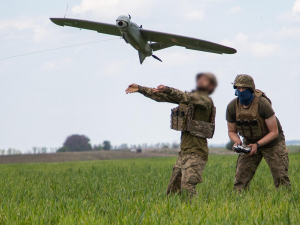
[125,73,218,198]
[226,74,291,191]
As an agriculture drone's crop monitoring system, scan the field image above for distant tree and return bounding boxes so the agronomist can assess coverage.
[103,141,111,150]
[119,143,128,150]
[162,144,169,148]
[57,135,92,152]
[161,143,170,148]
[172,142,180,149]
[13,149,22,155]
[50,148,58,153]
[41,147,47,154]
[57,147,68,152]
[93,144,103,151]
[226,140,235,151]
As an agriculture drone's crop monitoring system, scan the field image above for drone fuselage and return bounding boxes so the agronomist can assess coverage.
[116,15,152,63]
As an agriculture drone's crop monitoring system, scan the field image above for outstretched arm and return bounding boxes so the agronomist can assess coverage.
[125,83,178,104]
[153,85,211,109]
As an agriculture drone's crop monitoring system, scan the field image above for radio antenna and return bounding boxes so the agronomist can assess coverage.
[64,4,68,18]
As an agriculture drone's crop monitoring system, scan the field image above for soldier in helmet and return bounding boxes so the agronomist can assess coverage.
[226,74,291,191]
[125,73,217,198]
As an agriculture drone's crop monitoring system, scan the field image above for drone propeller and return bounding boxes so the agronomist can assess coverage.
[152,55,162,62]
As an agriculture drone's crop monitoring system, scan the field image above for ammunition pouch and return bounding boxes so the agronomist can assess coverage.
[235,119,263,139]
[170,104,190,131]
[187,120,215,139]
[170,103,215,139]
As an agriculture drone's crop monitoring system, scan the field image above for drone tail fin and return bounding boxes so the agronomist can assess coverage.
[138,51,147,65]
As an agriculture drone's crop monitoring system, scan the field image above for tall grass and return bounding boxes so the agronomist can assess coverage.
[0,153,299,224]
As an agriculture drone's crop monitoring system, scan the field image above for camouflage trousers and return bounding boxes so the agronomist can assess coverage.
[234,140,291,190]
[166,152,207,197]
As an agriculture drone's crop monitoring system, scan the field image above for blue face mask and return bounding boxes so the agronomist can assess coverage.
[235,89,254,105]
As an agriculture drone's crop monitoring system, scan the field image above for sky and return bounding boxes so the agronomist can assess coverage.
[1,0,300,152]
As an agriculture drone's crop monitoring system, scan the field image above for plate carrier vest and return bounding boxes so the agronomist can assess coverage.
[170,99,216,139]
[235,89,270,140]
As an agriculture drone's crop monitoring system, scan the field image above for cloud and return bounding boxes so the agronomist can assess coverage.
[251,42,278,57]
[277,12,300,23]
[277,0,300,23]
[228,6,242,14]
[185,10,204,21]
[72,0,153,19]
[293,0,300,13]
[222,33,278,57]
[72,0,119,15]
[277,27,300,39]
[0,17,57,42]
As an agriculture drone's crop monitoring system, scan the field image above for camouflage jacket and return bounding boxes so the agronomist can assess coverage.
[138,86,212,109]
[138,86,213,160]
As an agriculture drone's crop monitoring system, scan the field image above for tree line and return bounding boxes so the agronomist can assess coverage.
[0,134,182,155]
[56,134,181,152]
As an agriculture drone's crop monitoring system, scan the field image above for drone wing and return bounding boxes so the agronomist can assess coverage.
[50,18,121,36]
[141,29,236,54]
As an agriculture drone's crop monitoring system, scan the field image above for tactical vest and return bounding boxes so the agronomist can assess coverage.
[235,89,270,140]
[170,100,216,139]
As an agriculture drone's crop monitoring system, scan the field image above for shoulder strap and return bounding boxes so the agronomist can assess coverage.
[251,96,259,117]
[235,97,240,119]
[252,89,273,117]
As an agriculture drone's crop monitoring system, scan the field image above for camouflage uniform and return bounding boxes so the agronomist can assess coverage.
[235,140,290,190]
[166,152,206,197]
[227,74,291,191]
[138,85,214,197]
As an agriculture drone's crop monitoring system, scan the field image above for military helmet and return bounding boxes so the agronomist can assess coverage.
[233,74,255,92]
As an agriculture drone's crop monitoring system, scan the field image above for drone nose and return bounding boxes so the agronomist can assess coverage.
[116,20,128,28]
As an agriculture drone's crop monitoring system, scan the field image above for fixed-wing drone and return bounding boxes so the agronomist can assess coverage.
[50,15,237,64]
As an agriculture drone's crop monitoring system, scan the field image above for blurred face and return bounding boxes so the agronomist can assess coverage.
[196,75,216,94]
[237,87,247,92]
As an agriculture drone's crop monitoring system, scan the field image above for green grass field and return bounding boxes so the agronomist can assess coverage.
[0,153,300,224]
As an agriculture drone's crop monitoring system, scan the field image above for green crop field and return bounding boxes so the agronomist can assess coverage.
[0,153,300,224]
